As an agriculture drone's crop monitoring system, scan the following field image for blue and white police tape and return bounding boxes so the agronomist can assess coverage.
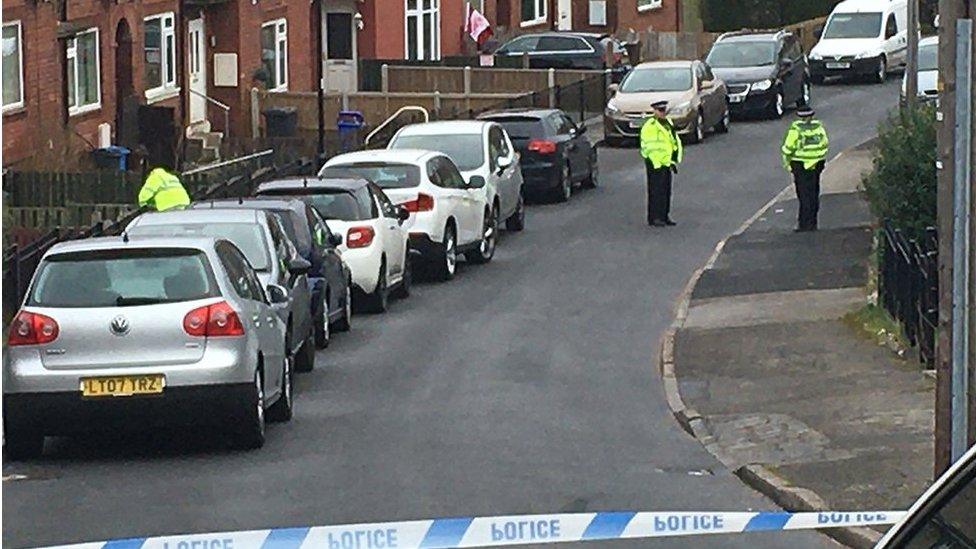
[45,510,906,549]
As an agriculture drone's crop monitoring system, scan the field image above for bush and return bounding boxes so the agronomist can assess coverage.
[702,0,842,32]
[861,103,937,239]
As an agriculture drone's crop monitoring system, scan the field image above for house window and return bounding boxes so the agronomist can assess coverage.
[144,13,177,97]
[638,0,663,11]
[2,21,24,111]
[66,28,100,114]
[406,0,440,61]
[589,0,607,25]
[521,0,547,25]
[466,0,483,12]
[261,19,288,90]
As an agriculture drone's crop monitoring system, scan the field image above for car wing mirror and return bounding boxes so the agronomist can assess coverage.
[607,83,619,95]
[396,205,410,223]
[288,257,311,275]
[328,233,343,246]
[266,284,290,305]
[468,175,487,188]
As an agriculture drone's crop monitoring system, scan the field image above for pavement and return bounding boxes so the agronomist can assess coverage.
[3,80,899,549]
[666,142,935,547]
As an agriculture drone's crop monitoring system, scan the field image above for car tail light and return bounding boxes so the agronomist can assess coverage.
[401,193,435,212]
[527,139,558,154]
[8,311,59,346]
[183,301,245,337]
[347,226,376,249]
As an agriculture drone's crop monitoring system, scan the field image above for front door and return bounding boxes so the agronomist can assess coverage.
[557,0,572,30]
[324,12,356,93]
[187,18,207,125]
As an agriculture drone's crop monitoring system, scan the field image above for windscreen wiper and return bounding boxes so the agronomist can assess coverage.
[116,296,169,306]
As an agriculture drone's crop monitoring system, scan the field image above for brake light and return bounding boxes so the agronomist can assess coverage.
[183,301,245,337]
[401,193,435,212]
[8,311,59,346]
[527,139,558,154]
[347,226,376,249]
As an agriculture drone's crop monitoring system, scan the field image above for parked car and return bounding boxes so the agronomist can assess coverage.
[387,120,525,233]
[705,29,810,119]
[874,443,975,547]
[3,236,291,458]
[479,108,597,202]
[191,198,352,351]
[901,35,939,103]
[126,208,315,372]
[604,60,730,145]
[319,150,490,280]
[255,177,411,313]
[809,0,908,84]
[494,32,618,70]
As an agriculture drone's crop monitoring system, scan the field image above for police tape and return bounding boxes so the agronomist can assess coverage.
[45,510,907,549]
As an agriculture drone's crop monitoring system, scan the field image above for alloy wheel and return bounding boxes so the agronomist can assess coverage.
[775,92,784,117]
[695,113,704,142]
[445,231,457,276]
[480,208,498,258]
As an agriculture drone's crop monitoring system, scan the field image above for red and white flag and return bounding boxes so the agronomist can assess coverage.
[464,4,493,46]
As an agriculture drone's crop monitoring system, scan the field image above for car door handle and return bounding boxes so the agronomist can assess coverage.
[252,314,261,327]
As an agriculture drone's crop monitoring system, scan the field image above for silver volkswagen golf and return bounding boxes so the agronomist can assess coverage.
[3,236,293,459]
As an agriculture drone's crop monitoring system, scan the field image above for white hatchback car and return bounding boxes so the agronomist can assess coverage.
[320,150,491,280]
[387,120,526,232]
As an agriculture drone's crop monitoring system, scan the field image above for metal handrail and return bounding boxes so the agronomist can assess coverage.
[364,106,429,148]
[182,149,274,176]
[188,88,231,140]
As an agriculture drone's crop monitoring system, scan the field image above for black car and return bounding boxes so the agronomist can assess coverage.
[192,197,352,354]
[704,29,811,119]
[479,109,597,203]
[494,32,625,72]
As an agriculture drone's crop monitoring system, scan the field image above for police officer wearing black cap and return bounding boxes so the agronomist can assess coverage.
[781,106,829,231]
[639,100,683,227]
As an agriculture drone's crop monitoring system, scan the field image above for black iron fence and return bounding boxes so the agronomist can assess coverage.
[878,222,939,366]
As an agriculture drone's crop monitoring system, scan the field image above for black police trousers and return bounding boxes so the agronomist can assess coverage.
[645,161,672,225]
[791,161,824,231]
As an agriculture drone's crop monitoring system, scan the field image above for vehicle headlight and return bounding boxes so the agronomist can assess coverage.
[855,51,880,60]
[809,52,823,61]
[605,103,620,116]
[750,79,774,92]
[669,101,692,115]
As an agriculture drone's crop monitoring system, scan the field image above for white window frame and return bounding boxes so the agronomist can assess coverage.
[520,0,548,27]
[66,27,101,116]
[144,12,178,101]
[262,19,288,91]
[638,0,664,12]
[2,20,25,112]
[405,0,440,61]
[588,0,608,26]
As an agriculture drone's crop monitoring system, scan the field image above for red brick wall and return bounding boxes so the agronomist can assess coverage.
[492,0,680,36]
[2,0,182,169]
[616,1,681,33]
[359,0,477,59]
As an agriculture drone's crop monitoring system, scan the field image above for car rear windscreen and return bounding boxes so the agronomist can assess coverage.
[29,249,218,308]
[488,117,546,140]
[259,188,373,221]
[320,164,422,189]
[388,134,485,171]
[128,223,271,271]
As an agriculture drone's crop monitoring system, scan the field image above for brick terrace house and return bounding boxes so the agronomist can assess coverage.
[2,0,185,169]
[358,0,490,61]
[491,0,692,37]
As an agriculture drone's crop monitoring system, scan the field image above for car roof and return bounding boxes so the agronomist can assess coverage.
[834,0,899,13]
[716,30,786,43]
[256,177,371,192]
[919,35,939,46]
[633,60,695,69]
[44,235,221,256]
[395,120,490,136]
[325,149,439,166]
[479,108,561,120]
[194,197,308,214]
[129,208,263,227]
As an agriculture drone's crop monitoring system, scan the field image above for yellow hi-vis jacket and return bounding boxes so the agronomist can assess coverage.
[138,168,190,211]
[640,117,683,170]
[781,119,829,170]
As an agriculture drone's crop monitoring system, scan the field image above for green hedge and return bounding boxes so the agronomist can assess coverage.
[862,104,937,240]
[702,0,842,32]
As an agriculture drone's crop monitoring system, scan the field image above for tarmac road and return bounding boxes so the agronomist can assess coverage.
[2,78,900,548]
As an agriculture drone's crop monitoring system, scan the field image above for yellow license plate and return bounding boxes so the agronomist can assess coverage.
[80,375,165,397]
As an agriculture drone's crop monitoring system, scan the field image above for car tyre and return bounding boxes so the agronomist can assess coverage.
[314,293,330,349]
[467,207,498,264]
[553,162,572,203]
[688,111,705,144]
[433,225,457,281]
[333,283,352,332]
[769,88,785,119]
[363,259,389,313]
[797,79,812,107]
[582,152,599,188]
[506,195,526,231]
[392,257,412,299]
[873,57,887,84]
[715,107,731,134]
[295,331,315,372]
[4,426,44,460]
[810,74,825,85]
[267,355,293,422]
[234,369,266,450]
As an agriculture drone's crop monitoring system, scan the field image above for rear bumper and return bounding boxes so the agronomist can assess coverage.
[341,247,382,294]
[409,233,444,258]
[520,162,561,191]
[809,57,881,78]
[3,383,253,435]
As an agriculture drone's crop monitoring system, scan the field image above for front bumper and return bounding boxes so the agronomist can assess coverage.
[727,86,777,115]
[3,383,254,435]
[604,112,695,139]
[809,56,881,78]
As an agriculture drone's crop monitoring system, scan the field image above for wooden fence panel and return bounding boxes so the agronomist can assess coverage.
[387,66,465,93]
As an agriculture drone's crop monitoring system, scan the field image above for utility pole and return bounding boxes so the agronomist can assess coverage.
[315,0,326,165]
[907,0,920,105]
[935,0,975,475]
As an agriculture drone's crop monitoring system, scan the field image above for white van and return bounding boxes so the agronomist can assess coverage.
[809,0,907,84]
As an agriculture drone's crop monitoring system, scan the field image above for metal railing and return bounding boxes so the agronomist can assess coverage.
[188,88,231,140]
[364,106,430,149]
[878,222,939,366]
